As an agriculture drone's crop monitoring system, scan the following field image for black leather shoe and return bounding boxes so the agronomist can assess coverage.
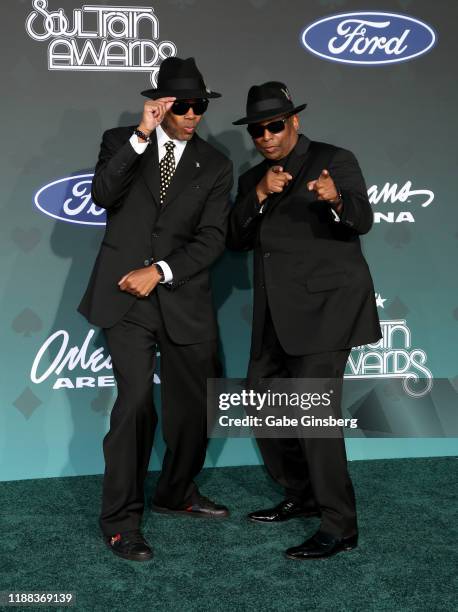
[103,529,153,562]
[152,492,229,518]
[285,530,358,560]
[248,498,320,523]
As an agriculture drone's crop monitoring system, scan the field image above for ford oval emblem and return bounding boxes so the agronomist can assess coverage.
[34,173,106,226]
[300,12,436,65]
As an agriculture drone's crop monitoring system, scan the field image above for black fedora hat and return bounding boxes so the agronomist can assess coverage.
[233,81,306,125]
[141,57,221,100]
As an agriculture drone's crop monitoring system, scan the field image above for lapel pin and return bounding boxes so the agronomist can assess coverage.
[195,161,200,168]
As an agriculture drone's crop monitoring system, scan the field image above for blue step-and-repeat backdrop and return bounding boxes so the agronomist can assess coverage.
[1,0,457,481]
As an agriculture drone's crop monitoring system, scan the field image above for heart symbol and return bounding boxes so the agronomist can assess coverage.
[12,228,42,252]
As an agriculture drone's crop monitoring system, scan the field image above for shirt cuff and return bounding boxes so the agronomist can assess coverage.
[129,132,149,154]
[155,260,173,283]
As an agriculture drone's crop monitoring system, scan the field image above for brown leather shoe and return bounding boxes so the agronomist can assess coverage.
[152,492,229,518]
[103,529,153,562]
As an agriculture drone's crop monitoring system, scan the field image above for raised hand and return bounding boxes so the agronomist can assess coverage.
[306,169,339,202]
[137,97,176,137]
[256,165,293,204]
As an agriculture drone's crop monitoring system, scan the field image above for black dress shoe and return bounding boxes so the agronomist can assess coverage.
[285,530,358,560]
[152,492,229,518]
[248,498,320,523]
[103,529,153,562]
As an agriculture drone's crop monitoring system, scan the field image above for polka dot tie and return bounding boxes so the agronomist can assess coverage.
[159,141,176,206]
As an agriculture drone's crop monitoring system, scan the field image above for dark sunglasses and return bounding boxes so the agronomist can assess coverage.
[171,99,209,116]
[247,117,289,139]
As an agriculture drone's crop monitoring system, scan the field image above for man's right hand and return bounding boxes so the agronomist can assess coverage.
[137,97,176,138]
[255,166,293,204]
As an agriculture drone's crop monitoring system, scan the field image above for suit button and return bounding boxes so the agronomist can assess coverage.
[144,259,150,266]
[264,252,270,258]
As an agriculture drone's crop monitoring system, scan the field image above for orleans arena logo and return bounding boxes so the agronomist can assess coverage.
[30,328,161,389]
[300,12,436,65]
[25,0,177,85]
[368,181,435,224]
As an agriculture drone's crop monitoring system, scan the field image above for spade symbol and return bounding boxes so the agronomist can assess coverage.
[12,308,42,336]
[384,224,411,249]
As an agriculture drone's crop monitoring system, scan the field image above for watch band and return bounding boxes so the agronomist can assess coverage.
[134,128,151,143]
[328,187,342,205]
[154,263,165,282]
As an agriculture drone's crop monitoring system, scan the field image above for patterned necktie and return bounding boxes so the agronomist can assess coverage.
[159,141,176,205]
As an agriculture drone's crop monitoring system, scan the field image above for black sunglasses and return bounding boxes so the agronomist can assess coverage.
[171,99,209,116]
[247,116,290,139]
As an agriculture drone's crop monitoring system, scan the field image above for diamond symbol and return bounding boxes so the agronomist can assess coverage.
[386,296,409,319]
[13,387,42,419]
[91,389,114,415]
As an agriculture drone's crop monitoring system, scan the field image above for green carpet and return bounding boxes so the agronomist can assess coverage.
[1,458,456,612]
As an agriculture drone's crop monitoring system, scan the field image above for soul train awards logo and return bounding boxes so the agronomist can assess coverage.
[25,0,177,85]
[368,181,435,224]
[346,293,433,397]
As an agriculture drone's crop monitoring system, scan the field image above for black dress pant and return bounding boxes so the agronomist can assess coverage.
[99,292,219,536]
[247,303,357,538]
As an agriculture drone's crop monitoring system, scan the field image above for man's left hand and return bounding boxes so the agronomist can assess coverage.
[118,266,161,297]
[306,169,342,212]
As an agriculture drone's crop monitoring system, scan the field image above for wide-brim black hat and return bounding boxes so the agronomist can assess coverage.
[233,81,306,125]
[141,57,221,100]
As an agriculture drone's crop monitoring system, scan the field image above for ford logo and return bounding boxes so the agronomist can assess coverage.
[34,173,106,226]
[300,12,436,65]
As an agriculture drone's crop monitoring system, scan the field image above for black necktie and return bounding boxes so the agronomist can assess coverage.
[160,141,176,205]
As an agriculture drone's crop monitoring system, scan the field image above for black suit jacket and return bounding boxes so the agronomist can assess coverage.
[228,134,382,356]
[78,126,233,343]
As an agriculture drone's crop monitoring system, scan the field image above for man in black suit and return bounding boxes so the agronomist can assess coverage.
[228,82,381,560]
[78,57,233,562]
